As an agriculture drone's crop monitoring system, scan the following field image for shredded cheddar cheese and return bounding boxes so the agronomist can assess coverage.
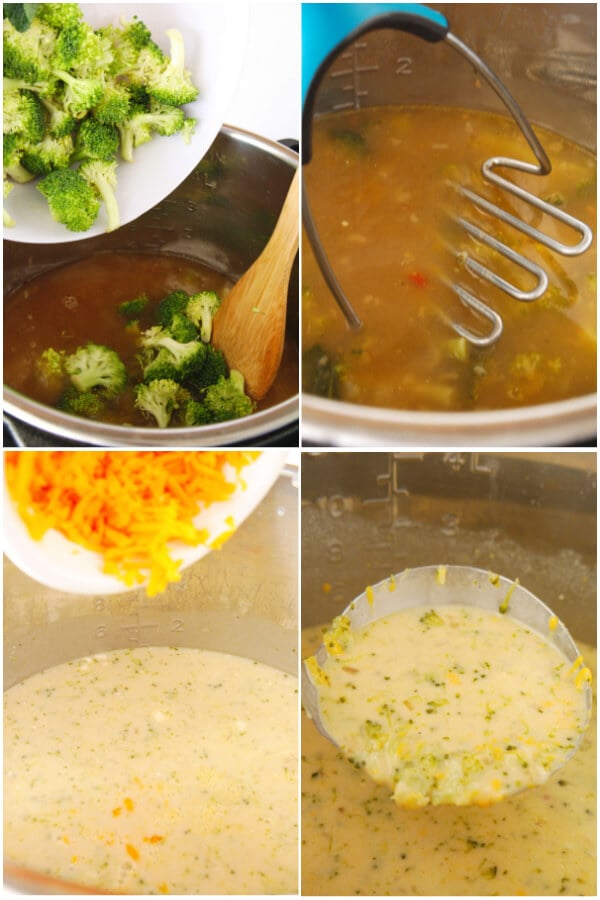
[5,450,259,596]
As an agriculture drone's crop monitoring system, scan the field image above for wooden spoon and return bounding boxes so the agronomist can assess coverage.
[212,167,299,400]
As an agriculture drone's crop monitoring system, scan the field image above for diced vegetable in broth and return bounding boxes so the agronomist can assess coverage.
[302,106,596,411]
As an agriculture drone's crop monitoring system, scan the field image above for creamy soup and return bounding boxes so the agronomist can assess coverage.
[302,626,596,896]
[4,646,298,894]
[305,604,590,807]
[302,106,596,411]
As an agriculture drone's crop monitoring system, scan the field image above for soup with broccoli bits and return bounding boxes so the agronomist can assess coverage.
[302,106,596,411]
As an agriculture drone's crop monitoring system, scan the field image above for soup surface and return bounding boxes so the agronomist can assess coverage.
[302,106,596,411]
[5,646,298,894]
[302,627,596,896]
[305,604,590,807]
[4,251,298,425]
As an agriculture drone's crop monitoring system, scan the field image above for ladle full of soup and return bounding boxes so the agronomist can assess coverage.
[302,565,592,808]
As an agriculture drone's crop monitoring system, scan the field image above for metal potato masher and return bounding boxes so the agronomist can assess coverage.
[302,3,594,347]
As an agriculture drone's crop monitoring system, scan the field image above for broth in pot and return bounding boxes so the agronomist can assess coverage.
[302,106,596,412]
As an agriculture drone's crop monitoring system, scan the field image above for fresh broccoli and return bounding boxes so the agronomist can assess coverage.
[3,131,35,182]
[21,133,73,175]
[92,82,131,126]
[65,343,127,394]
[53,69,104,118]
[79,159,120,232]
[3,174,15,226]
[36,347,67,391]
[52,21,113,77]
[3,87,45,140]
[118,293,149,320]
[144,29,199,107]
[100,17,163,77]
[167,312,199,343]
[40,95,78,137]
[186,343,228,391]
[35,4,84,30]
[181,398,213,427]
[156,289,189,325]
[139,326,205,382]
[134,378,181,428]
[202,370,255,422]
[57,387,107,420]
[71,118,119,162]
[37,166,100,230]
[185,290,222,343]
[117,101,188,162]
[3,17,57,82]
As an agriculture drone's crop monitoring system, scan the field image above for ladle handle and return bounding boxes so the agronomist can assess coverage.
[302,3,449,162]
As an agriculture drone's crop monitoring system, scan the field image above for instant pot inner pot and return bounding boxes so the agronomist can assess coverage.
[3,469,298,893]
[312,3,595,149]
[301,453,596,643]
[3,127,299,443]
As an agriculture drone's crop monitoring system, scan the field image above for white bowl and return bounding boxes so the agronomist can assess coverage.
[3,449,288,595]
[3,3,249,243]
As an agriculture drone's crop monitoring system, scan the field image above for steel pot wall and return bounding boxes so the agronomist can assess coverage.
[302,3,596,446]
[4,126,299,446]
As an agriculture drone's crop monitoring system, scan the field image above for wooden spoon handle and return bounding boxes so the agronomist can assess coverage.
[212,168,299,401]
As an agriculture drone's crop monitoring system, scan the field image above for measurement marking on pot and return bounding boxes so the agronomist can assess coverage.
[330,44,378,110]
[395,56,413,75]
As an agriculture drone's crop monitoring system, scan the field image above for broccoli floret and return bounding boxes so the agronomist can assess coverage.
[185,343,228,392]
[100,17,163,77]
[57,387,107,420]
[36,347,67,390]
[40,95,78,137]
[37,166,100,230]
[21,132,73,175]
[167,312,199,343]
[35,4,84,30]
[3,174,15,226]
[54,69,104,117]
[71,118,119,162]
[3,87,45,141]
[134,378,181,428]
[118,293,149,320]
[181,398,213,427]
[79,159,120,232]
[156,289,189,325]
[202,370,255,422]
[92,82,131,126]
[117,101,187,162]
[65,343,127,394]
[139,326,205,382]
[3,131,34,182]
[185,290,222,343]
[144,29,199,107]
[3,17,57,82]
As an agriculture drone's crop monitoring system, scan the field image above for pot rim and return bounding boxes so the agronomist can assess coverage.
[3,124,299,447]
[302,391,597,447]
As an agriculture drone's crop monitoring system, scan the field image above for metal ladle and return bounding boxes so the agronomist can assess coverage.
[302,564,592,803]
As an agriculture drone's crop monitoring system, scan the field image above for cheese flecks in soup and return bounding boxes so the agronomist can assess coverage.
[4,647,298,894]
[305,605,590,807]
[302,629,596,897]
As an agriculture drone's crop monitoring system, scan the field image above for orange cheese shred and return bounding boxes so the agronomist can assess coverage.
[5,450,259,596]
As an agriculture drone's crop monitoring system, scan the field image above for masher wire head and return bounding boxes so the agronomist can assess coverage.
[302,5,594,348]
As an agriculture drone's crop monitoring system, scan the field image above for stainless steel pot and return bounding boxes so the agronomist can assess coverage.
[4,459,298,894]
[301,451,596,645]
[302,3,596,446]
[3,126,299,446]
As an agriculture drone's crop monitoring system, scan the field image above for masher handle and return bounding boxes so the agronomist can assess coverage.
[302,3,448,161]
